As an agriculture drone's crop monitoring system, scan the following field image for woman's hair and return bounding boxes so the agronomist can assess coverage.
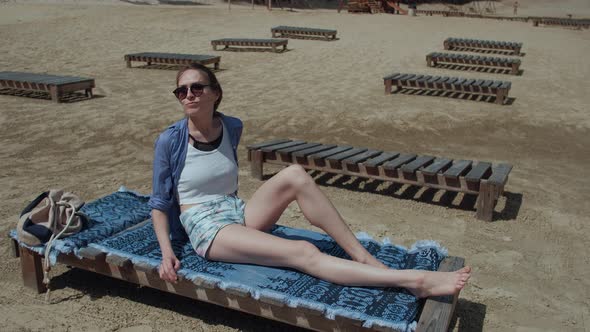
[176,63,223,112]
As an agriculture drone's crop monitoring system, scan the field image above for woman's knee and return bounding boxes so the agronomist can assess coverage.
[280,165,313,192]
[291,240,322,270]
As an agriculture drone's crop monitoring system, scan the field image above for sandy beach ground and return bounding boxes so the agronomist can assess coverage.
[1,0,589,331]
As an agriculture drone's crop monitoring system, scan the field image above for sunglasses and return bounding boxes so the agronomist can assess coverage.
[172,83,211,100]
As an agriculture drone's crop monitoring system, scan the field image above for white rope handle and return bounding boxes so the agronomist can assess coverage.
[43,200,78,303]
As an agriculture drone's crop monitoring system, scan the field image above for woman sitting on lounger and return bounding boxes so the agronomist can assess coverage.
[150,63,471,298]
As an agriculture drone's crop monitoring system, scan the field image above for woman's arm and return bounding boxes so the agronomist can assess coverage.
[149,132,181,281]
[152,209,180,282]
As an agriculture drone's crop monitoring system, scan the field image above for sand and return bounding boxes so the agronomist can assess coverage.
[1,0,589,330]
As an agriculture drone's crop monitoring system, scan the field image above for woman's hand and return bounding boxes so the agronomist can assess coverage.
[159,254,181,282]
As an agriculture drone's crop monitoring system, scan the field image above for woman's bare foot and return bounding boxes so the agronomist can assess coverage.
[407,266,471,298]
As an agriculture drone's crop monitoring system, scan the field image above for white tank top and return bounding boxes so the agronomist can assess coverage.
[177,123,238,205]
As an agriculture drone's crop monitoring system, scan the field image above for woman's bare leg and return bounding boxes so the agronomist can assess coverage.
[208,225,471,298]
[244,165,386,268]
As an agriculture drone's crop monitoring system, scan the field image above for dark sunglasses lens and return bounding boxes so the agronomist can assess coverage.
[190,83,207,95]
[173,86,188,100]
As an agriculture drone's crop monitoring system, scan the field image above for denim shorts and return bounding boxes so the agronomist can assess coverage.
[179,195,246,258]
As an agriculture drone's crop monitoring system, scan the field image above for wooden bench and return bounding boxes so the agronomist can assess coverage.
[531,17,590,29]
[444,38,522,56]
[271,26,337,40]
[426,52,521,75]
[248,139,513,221]
[12,235,464,332]
[416,9,464,17]
[383,73,511,105]
[0,71,94,103]
[211,38,288,53]
[124,52,221,70]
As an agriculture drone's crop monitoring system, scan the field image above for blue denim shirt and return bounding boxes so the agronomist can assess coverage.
[149,114,243,240]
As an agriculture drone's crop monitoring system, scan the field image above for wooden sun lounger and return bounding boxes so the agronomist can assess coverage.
[271,26,337,40]
[426,52,521,75]
[444,38,523,56]
[248,139,513,221]
[0,71,95,103]
[416,9,464,17]
[12,237,463,332]
[124,52,221,70]
[211,38,288,53]
[383,73,512,105]
[531,17,590,29]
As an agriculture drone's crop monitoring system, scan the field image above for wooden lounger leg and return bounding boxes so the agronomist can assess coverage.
[250,150,264,180]
[85,88,93,98]
[476,181,495,221]
[511,63,519,75]
[283,44,287,52]
[416,256,464,332]
[272,45,277,53]
[384,79,393,94]
[126,60,132,68]
[426,56,433,67]
[212,44,218,51]
[214,61,220,70]
[19,247,47,293]
[11,238,20,258]
[496,89,506,105]
[49,85,60,103]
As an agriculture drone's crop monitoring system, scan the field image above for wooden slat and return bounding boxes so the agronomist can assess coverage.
[276,142,321,155]
[490,81,502,89]
[308,146,353,160]
[443,160,472,178]
[363,152,400,168]
[105,254,132,268]
[79,247,106,260]
[400,155,435,173]
[421,158,453,176]
[247,139,291,150]
[382,154,417,170]
[384,73,402,80]
[260,140,306,152]
[342,149,382,165]
[326,147,368,162]
[134,261,157,273]
[292,144,337,157]
[487,163,513,185]
[465,162,492,182]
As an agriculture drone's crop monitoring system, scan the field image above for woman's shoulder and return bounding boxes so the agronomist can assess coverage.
[219,113,243,129]
[155,118,187,146]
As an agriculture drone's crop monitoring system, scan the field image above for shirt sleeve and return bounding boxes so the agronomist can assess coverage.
[148,132,174,212]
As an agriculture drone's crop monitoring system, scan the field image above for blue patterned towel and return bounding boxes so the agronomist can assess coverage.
[10,189,151,264]
[91,222,447,331]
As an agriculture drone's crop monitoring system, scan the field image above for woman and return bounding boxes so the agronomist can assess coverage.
[149,63,470,298]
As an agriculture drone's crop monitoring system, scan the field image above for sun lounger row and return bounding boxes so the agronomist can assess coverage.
[444,38,522,56]
[383,73,511,105]
[10,189,463,332]
[125,52,221,70]
[211,38,288,53]
[426,52,521,75]
[271,26,337,40]
[248,139,513,221]
[0,71,95,103]
[416,9,463,17]
[532,17,590,29]
[414,11,535,23]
